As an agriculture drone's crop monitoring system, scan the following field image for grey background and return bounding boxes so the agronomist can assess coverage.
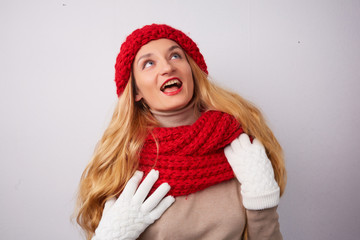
[1,0,359,239]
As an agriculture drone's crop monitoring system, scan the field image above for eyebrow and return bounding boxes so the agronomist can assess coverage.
[136,45,182,65]
[169,45,181,52]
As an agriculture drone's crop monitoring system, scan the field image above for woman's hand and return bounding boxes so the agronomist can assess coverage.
[224,133,280,210]
[92,169,175,240]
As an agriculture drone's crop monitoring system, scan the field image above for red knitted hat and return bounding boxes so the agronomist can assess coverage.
[114,24,208,96]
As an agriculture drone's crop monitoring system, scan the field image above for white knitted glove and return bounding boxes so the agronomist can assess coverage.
[224,133,280,210]
[92,169,175,240]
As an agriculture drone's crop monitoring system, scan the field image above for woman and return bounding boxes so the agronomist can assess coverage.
[76,24,286,240]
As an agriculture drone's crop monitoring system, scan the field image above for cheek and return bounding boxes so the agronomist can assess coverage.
[134,73,152,92]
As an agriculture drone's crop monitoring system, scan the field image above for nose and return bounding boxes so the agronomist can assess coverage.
[160,59,175,76]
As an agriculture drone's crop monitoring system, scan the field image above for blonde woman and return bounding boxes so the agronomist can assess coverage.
[76,24,286,240]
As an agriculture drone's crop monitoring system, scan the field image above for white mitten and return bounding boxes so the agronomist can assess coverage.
[92,169,175,240]
[224,133,280,210]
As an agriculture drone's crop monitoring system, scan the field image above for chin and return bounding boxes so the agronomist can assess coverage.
[155,101,186,111]
[150,94,193,111]
[168,101,191,111]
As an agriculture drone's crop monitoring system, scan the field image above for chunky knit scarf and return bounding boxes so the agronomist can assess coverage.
[138,110,243,197]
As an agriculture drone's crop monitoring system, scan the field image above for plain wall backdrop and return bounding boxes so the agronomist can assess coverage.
[1,0,359,239]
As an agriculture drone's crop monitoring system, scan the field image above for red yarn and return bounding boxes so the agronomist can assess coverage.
[114,24,208,96]
[138,111,243,197]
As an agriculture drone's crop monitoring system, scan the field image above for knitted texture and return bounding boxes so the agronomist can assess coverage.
[115,24,208,96]
[93,170,174,240]
[224,134,280,210]
[93,201,154,240]
[138,111,243,197]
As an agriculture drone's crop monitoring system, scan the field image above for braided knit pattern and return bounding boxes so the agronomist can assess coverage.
[115,24,208,96]
[138,111,243,197]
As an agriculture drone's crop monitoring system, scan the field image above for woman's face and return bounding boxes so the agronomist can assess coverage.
[133,39,194,111]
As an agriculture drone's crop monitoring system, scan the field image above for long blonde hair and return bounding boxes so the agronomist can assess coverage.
[75,54,286,239]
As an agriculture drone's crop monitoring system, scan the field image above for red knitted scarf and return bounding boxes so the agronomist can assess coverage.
[138,111,243,197]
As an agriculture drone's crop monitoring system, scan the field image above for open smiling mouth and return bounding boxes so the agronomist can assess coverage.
[160,78,183,93]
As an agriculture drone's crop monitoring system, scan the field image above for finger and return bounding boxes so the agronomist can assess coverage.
[252,138,265,149]
[141,182,171,213]
[224,144,233,157]
[103,197,116,214]
[149,195,175,220]
[119,171,144,202]
[132,169,159,205]
[239,133,251,148]
[230,135,242,152]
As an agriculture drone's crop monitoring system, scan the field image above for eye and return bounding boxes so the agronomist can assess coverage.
[143,60,154,69]
[171,53,181,60]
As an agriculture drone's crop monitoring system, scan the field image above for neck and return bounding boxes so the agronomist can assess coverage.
[150,100,200,127]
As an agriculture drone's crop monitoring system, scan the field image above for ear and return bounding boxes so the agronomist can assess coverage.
[135,91,143,102]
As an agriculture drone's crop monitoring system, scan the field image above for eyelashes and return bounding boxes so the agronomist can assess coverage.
[171,52,181,60]
[143,60,154,69]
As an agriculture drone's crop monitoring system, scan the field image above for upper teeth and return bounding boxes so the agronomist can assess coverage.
[161,79,181,90]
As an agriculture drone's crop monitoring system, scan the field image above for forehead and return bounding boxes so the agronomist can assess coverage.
[134,39,181,59]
